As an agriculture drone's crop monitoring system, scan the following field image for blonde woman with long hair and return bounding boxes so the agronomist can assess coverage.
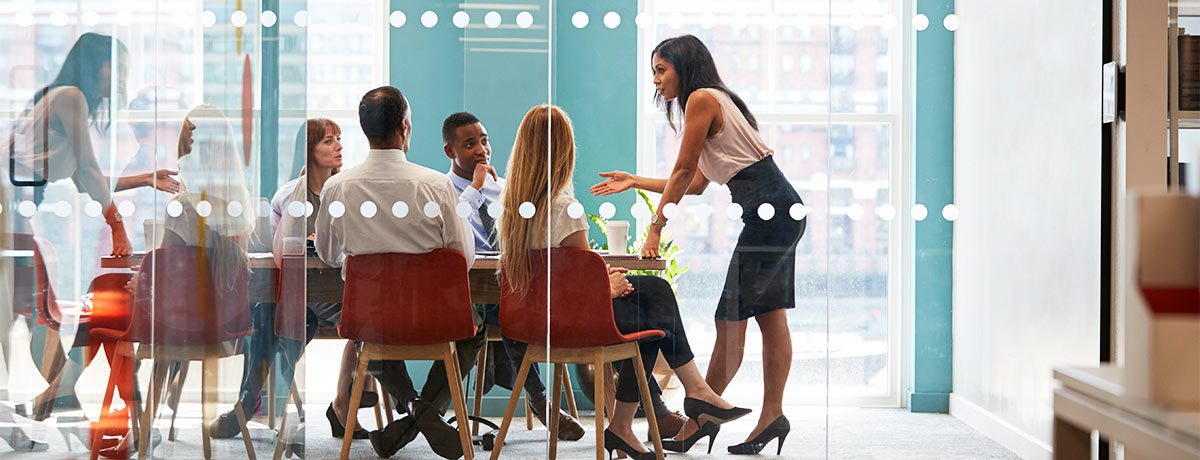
[499,105,748,460]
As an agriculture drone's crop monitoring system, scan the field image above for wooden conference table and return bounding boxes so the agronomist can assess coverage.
[101,252,666,305]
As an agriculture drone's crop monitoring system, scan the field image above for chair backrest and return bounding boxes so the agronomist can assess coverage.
[8,233,61,328]
[127,245,251,346]
[274,254,308,341]
[339,249,476,346]
[85,273,134,333]
[500,248,630,348]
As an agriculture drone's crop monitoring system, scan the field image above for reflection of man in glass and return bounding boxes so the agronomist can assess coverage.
[4,32,180,423]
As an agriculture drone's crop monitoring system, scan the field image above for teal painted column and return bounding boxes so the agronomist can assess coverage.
[909,0,954,413]
[389,0,465,170]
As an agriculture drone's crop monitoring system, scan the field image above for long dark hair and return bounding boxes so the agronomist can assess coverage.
[652,34,757,133]
[32,33,128,132]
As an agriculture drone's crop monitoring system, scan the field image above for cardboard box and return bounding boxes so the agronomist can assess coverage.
[1129,191,1200,410]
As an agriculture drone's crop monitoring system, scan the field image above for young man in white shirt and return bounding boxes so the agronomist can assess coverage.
[441,111,587,441]
[315,87,483,459]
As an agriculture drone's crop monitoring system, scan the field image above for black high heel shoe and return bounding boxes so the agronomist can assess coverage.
[682,397,751,426]
[325,404,369,439]
[728,415,790,455]
[603,429,657,460]
[660,420,719,454]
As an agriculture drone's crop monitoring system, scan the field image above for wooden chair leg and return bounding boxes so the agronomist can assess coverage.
[471,339,488,435]
[138,360,170,460]
[548,363,564,460]
[233,400,258,460]
[563,367,579,419]
[631,348,664,460]
[381,389,395,424]
[268,363,276,429]
[445,342,474,460]
[201,357,217,460]
[602,363,616,422]
[167,362,190,441]
[488,352,535,460]
[593,356,608,460]
[91,344,126,460]
[272,387,291,460]
[525,388,535,430]
[338,348,369,460]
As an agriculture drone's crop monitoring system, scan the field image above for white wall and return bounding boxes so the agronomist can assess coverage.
[952,1,1102,457]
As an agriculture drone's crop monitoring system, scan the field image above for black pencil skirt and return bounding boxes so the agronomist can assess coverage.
[714,155,806,322]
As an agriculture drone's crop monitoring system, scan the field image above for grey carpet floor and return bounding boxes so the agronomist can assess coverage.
[2,404,1019,459]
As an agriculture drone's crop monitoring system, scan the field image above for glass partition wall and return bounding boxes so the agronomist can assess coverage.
[0,0,934,459]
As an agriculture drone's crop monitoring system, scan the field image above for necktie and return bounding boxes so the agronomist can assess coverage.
[479,200,498,249]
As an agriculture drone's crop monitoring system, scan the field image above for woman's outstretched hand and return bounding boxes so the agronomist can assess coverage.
[147,170,180,193]
[591,171,635,196]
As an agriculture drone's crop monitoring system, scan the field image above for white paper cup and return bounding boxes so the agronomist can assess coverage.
[606,220,630,254]
[142,219,165,249]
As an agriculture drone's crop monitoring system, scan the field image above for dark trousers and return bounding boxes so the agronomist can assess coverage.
[235,302,318,415]
[613,276,694,403]
[367,325,487,414]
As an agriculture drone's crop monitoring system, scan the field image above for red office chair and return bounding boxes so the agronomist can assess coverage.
[89,245,256,460]
[488,248,666,460]
[337,249,477,460]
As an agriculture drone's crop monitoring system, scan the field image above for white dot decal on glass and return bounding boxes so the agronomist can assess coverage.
[81,10,99,27]
[18,201,36,217]
[567,202,584,219]
[789,203,809,221]
[604,11,620,29]
[118,201,136,217]
[452,11,469,28]
[485,11,501,28]
[261,10,277,27]
[667,13,683,29]
[662,202,679,219]
[305,202,314,217]
[911,204,928,221]
[943,14,960,31]
[389,11,406,28]
[392,201,409,218]
[516,11,533,28]
[0,203,5,215]
[15,11,33,28]
[913,14,929,31]
[631,204,651,220]
[881,14,898,31]
[201,10,217,28]
[166,200,183,217]
[572,11,589,28]
[50,11,68,27]
[196,201,212,217]
[757,203,775,220]
[850,14,865,31]
[942,204,960,221]
[598,202,616,219]
[328,201,345,218]
[424,202,442,218]
[421,11,438,28]
[699,13,715,29]
[293,10,309,28]
[487,202,503,218]
[116,11,134,27]
[287,201,305,218]
[360,201,378,218]
[258,200,272,217]
[518,202,536,219]
[847,203,865,221]
[231,10,247,27]
[877,203,896,221]
[726,203,743,220]
[634,12,649,29]
[227,200,244,217]
[455,202,473,218]
[54,201,71,218]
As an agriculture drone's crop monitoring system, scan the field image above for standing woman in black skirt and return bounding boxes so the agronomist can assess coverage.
[591,34,805,455]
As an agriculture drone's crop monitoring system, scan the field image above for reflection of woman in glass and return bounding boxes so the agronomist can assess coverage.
[503,105,748,460]
[7,32,179,255]
[3,32,179,428]
[591,35,805,455]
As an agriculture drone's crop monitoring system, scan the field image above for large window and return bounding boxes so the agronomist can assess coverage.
[638,0,903,404]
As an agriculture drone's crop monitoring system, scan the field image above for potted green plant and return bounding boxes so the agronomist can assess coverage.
[576,190,689,410]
